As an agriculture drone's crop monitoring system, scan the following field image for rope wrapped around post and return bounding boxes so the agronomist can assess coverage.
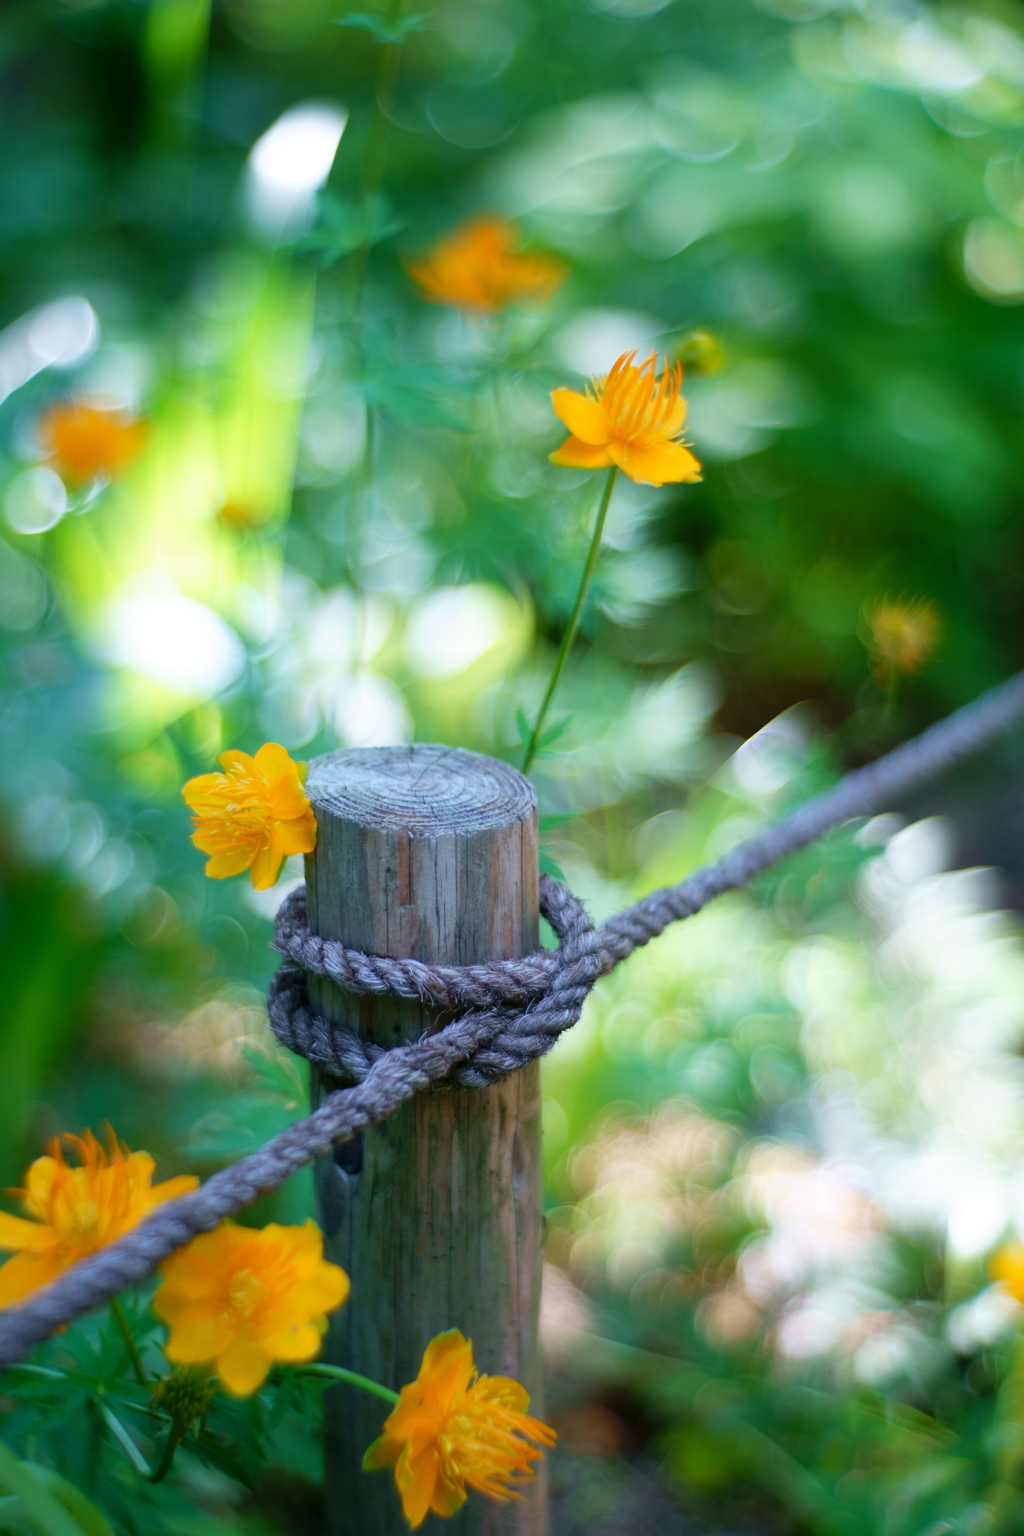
[0,667,1022,1366]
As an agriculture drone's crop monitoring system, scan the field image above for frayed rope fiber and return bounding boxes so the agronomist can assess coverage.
[1,670,1024,1366]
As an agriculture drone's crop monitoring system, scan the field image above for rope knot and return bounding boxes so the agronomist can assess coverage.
[267,876,603,1089]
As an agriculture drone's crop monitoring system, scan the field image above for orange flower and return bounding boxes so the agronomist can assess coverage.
[154,1219,349,1396]
[866,596,940,686]
[0,1129,198,1309]
[991,1243,1024,1302]
[550,350,702,488]
[405,216,566,313]
[363,1330,555,1529]
[40,402,146,484]
[182,742,317,890]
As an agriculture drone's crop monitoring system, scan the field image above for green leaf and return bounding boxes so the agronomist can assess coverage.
[363,368,468,432]
[537,714,573,749]
[332,10,431,43]
[539,850,566,881]
[0,1494,32,1532]
[265,1372,295,1435]
[188,1430,260,1488]
[295,193,405,267]
[95,1404,151,1477]
[515,706,531,747]
[0,1368,65,1385]
[24,1474,115,1536]
[0,1441,91,1536]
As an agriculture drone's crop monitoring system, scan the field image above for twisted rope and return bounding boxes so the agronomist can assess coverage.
[0,668,1022,1366]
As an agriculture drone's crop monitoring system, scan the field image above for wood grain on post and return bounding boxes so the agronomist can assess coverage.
[304,745,545,1536]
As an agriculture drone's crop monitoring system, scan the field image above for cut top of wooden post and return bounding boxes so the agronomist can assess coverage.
[305,743,538,972]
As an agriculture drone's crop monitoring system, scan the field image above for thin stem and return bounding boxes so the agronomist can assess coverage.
[348,6,404,319]
[522,465,618,774]
[110,1296,149,1386]
[294,1362,400,1405]
[148,1422,185,1484]
[885,672,899,722]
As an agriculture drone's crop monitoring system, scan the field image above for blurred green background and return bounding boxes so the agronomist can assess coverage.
[5,0,1024,1529]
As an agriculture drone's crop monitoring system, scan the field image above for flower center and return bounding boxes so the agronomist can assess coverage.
[65,1200,100,1244]
[227,1268,262,1318]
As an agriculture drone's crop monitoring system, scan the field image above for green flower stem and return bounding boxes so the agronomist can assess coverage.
[522,464,618,775]
[295,1363,400,1405]
[349,0,407,318]
[110,1296,149,1387]
[147,1423,185,1485]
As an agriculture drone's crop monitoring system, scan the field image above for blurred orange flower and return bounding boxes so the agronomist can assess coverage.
[154,1219,349,1396]
[363,1329,555,1529]
[991,1243,1024,1302]
[41,401,146,484]
[405,216,566,313]
[866,595,940,686]
[550,350,702,487]
[0,1129,198,1308]
[182,742,317,890]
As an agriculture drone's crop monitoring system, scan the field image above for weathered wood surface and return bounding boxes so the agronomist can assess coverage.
[305,744,545,1536]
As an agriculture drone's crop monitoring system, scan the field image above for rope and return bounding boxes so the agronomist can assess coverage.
[270,667,1024,1085]
[0,668,1022,1366]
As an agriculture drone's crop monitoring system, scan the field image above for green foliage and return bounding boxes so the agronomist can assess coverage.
[5,0,1024,1529]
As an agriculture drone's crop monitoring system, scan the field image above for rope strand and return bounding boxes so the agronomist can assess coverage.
[0,669,1022,1365]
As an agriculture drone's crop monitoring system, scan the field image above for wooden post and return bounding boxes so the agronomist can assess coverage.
[304,744,545,1536]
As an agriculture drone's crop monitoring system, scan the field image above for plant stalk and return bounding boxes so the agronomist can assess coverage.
[148,1423,185,1484]
[522,465,618,774]
[110,1297,149,1386]
[295,1363,400,1405]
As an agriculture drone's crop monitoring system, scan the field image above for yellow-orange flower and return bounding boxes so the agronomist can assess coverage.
[363,1329,555,1529]
[154,1219,349,1396]
[866,595,940,686]
[41,402,146,484]
[550,351,702,488]
[0,1129,198,1309]
[991,1243,1024,1302]
[674,328,726,376]
[405,216,566,313]
[182,742,317,890]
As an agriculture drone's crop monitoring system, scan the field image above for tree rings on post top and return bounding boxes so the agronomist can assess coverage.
[303,743,539,968]
[305,744,536,837]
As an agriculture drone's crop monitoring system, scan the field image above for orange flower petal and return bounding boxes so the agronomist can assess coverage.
[270,814,317,857]
[162,1308,236,1362]
[249,839,285,891]
[0,1213,54,1253]
[549,437,615,470]
[24,1156,60,1217]
[606,439,702,487]
[216,1334,274,1396]
[362,1432,403,1472]
[0,1248,65,1307]
[549,389,609,446]
[473,1373,533,1414]
[254,1317,322,1362]
[406,216,565,313]
[396,1441,440,1530]
[148,1173,201,1208]
[216,749,256,775]
[417,1330,475,1410]
[662,394,687,435]
[431,1464,469,1519]
[252,743,297,785]
[204,846,260,880]
[992,1243,1024,1300]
